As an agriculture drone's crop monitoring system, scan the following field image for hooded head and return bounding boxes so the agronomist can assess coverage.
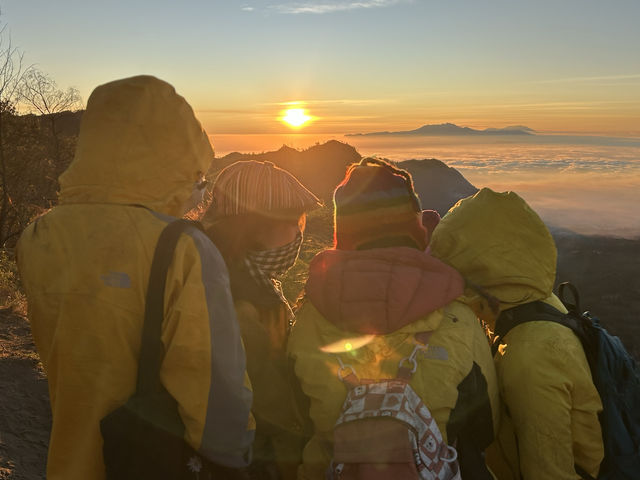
[333,157,427,251]
[59,75,213,216]
[429,188,557,323]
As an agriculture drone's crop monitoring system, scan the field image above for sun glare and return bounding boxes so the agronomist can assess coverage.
[282,108,311,128]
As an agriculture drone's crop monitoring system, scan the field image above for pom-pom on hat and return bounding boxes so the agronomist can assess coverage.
[211,160,321,218]
[333,157,428,251]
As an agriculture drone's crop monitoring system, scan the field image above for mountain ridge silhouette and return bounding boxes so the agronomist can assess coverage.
[346,122,535,137]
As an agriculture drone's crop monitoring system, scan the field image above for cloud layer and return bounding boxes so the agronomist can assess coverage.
[271,0,408,15]
[345,136,640,238]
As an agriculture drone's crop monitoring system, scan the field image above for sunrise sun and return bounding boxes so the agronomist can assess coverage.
[282,108,311,128]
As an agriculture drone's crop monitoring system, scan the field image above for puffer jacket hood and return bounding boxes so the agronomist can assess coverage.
[430,188,557,313]
[59,75,213,216]
[306,247,465,335]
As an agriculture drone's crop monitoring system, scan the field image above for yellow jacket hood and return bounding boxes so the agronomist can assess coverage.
[430,188,557,313]
[431,188,603,478]
[59,75,213,216]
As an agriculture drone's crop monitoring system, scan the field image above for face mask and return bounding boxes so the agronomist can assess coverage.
[245,230,303,283]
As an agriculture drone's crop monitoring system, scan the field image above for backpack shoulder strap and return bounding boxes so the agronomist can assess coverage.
[558,281,582,315]
[136,219,205,396]
[492,301,583,356]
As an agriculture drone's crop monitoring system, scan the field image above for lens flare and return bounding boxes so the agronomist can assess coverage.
[320,335,376,353]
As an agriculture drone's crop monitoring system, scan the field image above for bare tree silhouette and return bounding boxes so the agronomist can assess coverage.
[0,20,28,245]
[20,68,82,175]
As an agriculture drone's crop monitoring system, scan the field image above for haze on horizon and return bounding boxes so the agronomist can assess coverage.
[3,0,639,137]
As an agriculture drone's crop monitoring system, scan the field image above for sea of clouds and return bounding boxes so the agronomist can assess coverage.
[364,139,640,238]
[213,133,640,238]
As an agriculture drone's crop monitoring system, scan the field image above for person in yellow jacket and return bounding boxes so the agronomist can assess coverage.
[203,160,322,480]
[429,188,604,480]
[288,158,500,479]
[16,75,254,480]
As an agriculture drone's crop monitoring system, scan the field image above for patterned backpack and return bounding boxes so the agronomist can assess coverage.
[328,335,461,480]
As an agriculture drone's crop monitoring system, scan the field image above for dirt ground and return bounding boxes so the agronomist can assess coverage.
[0,309,50,480]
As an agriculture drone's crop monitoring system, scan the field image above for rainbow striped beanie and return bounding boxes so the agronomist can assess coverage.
[212,160,321,217]
[334,158,428,251]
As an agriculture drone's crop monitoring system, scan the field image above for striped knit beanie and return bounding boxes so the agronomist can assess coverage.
[334,157,428,251]
[212,160,321,217]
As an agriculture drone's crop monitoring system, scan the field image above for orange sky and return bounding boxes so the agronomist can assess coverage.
[4,1,640,137]
[193,78,640,136]
[197,96,640,137]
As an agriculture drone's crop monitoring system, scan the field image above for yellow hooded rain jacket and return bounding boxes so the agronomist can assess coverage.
[430,188,604,480]
[17,76,254,480]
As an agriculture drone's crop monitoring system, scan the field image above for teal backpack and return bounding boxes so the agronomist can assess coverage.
[493,282,640,480]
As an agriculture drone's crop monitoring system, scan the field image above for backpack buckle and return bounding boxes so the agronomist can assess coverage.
[337,364,357,381]
[335,355,360,385]
[398,344,427,374]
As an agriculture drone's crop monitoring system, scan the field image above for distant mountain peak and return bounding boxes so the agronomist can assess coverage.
[278,144,297,152]
[346,123,535,137]
[213,140,479,216]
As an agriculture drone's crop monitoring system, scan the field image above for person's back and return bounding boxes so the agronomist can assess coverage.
[288,158,499,479]
[430,188,604,480]
[203,160,322,479]
[17,76,254,479]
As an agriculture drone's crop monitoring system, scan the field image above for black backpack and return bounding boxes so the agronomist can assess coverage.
[492,282,640,480]
[100,219,247,480]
